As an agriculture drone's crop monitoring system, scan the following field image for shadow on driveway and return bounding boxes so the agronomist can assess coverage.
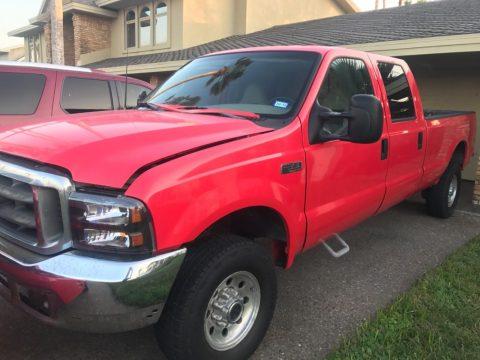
[1,182,479,360]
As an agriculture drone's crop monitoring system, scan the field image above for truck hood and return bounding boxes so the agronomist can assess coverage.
[0,110,270,189]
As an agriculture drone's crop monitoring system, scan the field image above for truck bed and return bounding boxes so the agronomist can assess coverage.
[424,110,476,121]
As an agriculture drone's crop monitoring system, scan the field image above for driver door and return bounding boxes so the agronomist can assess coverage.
[303,53,388,250]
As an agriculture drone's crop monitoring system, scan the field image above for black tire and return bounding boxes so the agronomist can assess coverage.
[425,152,463,218]
[155,234,277,360]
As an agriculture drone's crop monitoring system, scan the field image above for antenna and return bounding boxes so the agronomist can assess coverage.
[124,9,129,110]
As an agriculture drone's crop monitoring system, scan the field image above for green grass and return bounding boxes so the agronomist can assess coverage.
[328,236,480,360]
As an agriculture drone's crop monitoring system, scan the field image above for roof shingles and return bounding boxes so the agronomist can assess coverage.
[88,0,480,69]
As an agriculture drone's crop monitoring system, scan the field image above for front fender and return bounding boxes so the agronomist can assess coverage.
[126,124,306,267]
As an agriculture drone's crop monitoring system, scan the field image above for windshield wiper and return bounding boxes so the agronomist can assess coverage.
[137,102,161,111]
[142,103,261,121]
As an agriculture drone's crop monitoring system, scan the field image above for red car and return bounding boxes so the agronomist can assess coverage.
[0,47,476,360]
[0,61,153,125]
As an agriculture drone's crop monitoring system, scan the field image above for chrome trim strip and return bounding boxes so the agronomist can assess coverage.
[0,159,75,254]
[1,245,187,283]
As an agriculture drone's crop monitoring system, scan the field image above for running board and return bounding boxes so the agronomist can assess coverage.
[323,233,350,258]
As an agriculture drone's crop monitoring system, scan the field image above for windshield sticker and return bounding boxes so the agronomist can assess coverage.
[273,100,290,109]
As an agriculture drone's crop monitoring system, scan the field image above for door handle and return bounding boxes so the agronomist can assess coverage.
[418,132,424,150]
[381,139,388,160]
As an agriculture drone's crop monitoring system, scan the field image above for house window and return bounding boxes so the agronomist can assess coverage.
[139,6,152,47]
[125,1,169,50]
[155,2,168,45]
[126,10,136,48]
[27,33,42,62]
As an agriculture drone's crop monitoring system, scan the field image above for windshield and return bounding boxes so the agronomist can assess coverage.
[147,51,320,125]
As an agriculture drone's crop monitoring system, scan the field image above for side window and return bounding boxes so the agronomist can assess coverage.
[377,62,415,121]
[117,82,151,109]
[317,57,374,113]
[0,72,46,115]
[62,77,113,114]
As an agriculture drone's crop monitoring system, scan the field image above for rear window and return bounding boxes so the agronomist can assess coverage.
[117,82,151,109]
[377,62,415,121]
[0,72,46,115]
[62,77,113,114]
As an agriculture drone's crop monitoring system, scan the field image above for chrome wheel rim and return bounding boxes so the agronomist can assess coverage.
[447,175,458,207]
[204,271,261,351]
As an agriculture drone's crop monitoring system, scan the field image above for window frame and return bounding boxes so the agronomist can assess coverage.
[376,61,416,123]
[139,5,152,47]
[316,56,375,113]
[124,1,171,52]
[125,8,137,49]
[60,76,114,115]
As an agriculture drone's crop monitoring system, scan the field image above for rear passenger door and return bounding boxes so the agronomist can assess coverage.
[373,59,427,210]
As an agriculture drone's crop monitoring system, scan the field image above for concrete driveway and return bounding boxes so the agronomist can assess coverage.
[1,183,479,360]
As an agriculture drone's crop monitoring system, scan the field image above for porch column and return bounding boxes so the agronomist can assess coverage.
[50,0,64,64]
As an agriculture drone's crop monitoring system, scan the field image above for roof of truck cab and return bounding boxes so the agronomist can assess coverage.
[0,61,153,88]
[0,61,96,73]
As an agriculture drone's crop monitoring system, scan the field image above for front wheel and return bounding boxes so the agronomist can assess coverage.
[425,152,462,218]
[155,235,277,360]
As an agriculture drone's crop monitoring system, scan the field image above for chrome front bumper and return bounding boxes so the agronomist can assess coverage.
[0,236,186,333]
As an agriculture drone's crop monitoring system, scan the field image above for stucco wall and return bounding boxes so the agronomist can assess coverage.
[110,0,183,59]
[108,0,347,62]
[410,61,480,182]
[182,0,240,48]
[244,0,345,34]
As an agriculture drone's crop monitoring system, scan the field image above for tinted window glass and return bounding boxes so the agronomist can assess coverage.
[0,73,46,115]
[377,62,415,121]
[117,82,151,109]
[148,51,319,121]
[317,57,373,113]
[62,78,113,114]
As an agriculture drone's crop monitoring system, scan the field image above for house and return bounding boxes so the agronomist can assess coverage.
[87,0,478,203]
[8,0,358,84]
[0,46,25,61]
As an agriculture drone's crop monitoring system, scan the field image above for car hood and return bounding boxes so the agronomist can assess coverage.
[0,110,270,188]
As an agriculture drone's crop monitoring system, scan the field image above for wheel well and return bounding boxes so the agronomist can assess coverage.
[198,207,288,267]
[453,141,467,167]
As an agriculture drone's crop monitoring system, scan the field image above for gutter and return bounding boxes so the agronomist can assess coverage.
[345,33,480,57]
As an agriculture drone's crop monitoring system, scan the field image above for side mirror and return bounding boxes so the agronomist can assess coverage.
[309,94,383,144]
[137,91,148,106]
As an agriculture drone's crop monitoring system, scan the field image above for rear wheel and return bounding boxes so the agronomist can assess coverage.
[155,234,277,360]
[425,152,463,218]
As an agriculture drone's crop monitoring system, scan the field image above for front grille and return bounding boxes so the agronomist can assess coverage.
[0,158,74,254]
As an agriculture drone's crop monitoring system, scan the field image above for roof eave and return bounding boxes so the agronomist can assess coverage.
[8,24,42,37]
[345,33,480,56]
[63,2,117,18]
[335,0,359,13]
[29,12,50,25]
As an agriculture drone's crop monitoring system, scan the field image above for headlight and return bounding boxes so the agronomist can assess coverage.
[69,192,154,254]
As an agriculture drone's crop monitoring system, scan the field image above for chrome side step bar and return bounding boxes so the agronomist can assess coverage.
[323,233,350,258]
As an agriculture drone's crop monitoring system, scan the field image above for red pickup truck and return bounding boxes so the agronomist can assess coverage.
[0,47,476,360]
[0,61,153,124]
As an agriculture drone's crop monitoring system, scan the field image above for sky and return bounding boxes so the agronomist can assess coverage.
[0,0,42,49]
[0,0,432,50]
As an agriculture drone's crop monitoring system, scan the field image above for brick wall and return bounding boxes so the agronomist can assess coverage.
[43,22,52,63]
[474,157,480,205]
[63,17,75,66]
[72,13,111,65]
